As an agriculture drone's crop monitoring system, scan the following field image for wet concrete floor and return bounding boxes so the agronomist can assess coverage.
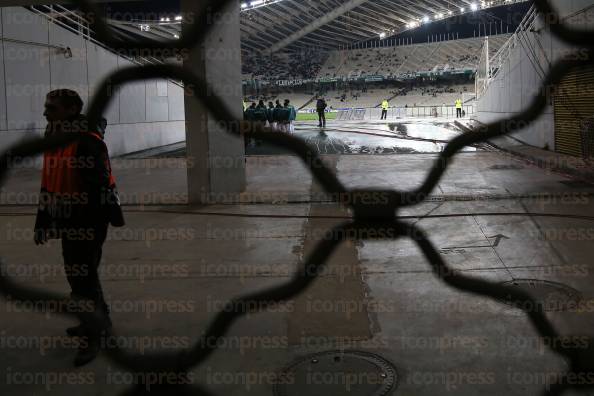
[1,120,594,395]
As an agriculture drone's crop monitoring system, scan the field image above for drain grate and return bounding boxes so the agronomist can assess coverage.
[489,164,525,170]
[498,279,581,312]
[273,350,397,396]
[559,180,594,188]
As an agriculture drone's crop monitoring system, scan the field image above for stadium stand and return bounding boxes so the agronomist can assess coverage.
[242,35,512,113]
[317,34,511,80]
[304,83,475,110]
[242,35,510,83]
[242,50,328,81]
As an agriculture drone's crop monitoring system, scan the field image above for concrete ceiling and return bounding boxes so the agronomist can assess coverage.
[99,0,530,53]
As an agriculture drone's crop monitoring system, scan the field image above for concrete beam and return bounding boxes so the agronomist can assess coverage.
[181,0,246,204]
[267,0,370,53]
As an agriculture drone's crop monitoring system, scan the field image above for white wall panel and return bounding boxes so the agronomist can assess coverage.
[4,43,50,130]
[119,81,146,124]
[2,7,48,43]
[0,9,7,131]
[49,23,88,102]
[507,60,519,112]
[117,57,145,124]
[168,81,185,121]
[106,121,185,157]
[503,61,511,114]
[146,79,169,122]
[0,6,185,156]
[86,43,119,124]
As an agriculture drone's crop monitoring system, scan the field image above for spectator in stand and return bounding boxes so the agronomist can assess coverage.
[316,97,327,128]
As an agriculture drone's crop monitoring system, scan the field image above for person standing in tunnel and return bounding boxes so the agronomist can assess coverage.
[34,89,125,367]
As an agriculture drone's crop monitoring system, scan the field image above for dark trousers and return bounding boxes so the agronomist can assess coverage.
[381,109,388,120]
[317,110,326,127]
[456,108,462,118]
[62,222,110,336]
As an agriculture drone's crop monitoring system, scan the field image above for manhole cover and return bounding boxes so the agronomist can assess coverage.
[273,350,397,396]
[489,164,524,170]
[498,279,581,312]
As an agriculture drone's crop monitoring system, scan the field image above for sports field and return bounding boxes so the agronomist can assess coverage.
[295,112,338,121]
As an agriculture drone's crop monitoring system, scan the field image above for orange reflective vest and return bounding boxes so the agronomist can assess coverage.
[41,132,116,195]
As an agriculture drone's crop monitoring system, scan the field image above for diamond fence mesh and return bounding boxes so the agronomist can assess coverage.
[1,1,594,395]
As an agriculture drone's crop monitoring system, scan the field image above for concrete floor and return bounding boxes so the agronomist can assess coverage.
[1,121,594,395]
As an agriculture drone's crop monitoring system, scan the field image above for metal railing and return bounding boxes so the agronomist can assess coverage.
[476,4,539,99]
[366,104,474,119]
[1,1,594,395]
[28,4,183,87]
[334,105,474,120]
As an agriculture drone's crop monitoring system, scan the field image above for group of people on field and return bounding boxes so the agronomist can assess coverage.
[243,99,296,133]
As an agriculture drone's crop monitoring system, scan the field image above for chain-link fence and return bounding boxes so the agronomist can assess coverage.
[1,1,594,395]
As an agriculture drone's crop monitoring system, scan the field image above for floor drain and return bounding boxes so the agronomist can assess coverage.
[273,350,397,396]
[489,164,524,170]
[498,279,581,312]
[559,180,594,188]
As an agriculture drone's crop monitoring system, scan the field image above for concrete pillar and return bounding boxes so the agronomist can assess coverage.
[181,1,246,204]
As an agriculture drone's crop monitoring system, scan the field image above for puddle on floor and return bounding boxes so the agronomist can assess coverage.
[119,121,477,157]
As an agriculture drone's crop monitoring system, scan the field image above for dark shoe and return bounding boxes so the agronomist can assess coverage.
[74,338,100,367]
[66,324,85,337]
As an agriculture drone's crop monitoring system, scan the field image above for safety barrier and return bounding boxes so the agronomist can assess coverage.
[1,1,594,395]
[334,105,473,120]
[366,104,474,120]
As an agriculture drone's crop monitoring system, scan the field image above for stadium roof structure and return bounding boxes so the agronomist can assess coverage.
[106,0,530,53]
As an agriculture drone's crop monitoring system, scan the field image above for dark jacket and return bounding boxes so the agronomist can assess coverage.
[253,107,268,122]
[316,99,327,112]
[272,106,283,122]
[35,115,124,239]
[267,107,275,123]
